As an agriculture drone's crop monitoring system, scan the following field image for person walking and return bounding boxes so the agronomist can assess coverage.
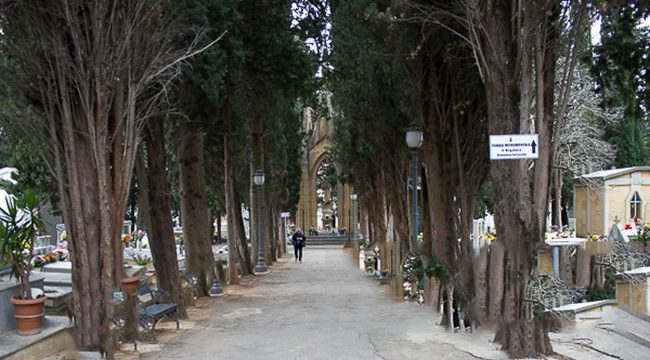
[291,227,306,263]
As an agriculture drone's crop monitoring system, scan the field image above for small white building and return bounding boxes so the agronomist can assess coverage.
[573,167,650,237]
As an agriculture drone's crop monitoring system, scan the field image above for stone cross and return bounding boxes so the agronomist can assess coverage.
[614,215,620,225]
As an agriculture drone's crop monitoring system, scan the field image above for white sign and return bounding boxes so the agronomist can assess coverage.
[489,134,539,160]
[281,212,291,218]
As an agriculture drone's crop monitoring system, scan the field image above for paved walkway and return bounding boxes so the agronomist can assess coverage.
[140,247,507,360]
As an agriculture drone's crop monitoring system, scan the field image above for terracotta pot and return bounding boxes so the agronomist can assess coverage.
[11,294,47,335]
[122,276,140,295]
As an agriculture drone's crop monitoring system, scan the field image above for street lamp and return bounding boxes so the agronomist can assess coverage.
[254,169,268,274]
[350,192,358,244]
[406,122,423,253]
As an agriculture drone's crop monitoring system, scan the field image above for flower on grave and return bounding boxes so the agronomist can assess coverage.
[637,224,650,243]
[121,234,133,246]
[589,234,607,241]
[32,255,45,268]
[43,253,58,263]
[59,230,67,242]
[625,224,633,230]
[479,231,496,242]
[131,229,146,243]
[55,248,68,261]
[133,252,152,266]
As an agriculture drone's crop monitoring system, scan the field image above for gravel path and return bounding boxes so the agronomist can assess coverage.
[140,247,507,360]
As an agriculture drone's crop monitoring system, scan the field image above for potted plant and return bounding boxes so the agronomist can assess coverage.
[0,189,47,335]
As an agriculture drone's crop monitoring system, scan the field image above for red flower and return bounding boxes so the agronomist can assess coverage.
[625,224,632,230]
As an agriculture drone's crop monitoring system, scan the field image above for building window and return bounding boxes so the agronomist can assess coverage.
[630,192,642,220]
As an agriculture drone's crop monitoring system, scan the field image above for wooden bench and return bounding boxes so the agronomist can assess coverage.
[137,282,180,342]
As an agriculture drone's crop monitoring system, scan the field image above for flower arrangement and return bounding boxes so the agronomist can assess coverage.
[588,234,607,241]
[131,229,146,243]
[32,255,46,268]
[479,231,496,242]
[635,223,650,243]
[31,247,69,268]
[625,224,633,230]
[133,252,151,266]
[121,233,133,247]
[545,225,576,240]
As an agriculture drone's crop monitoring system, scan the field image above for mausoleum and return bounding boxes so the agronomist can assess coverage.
[573,166,650,238]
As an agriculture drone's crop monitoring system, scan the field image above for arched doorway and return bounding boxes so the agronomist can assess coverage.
[296,104,353,233]
[314,154,337,231]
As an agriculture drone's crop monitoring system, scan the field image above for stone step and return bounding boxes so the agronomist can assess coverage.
[41,261,72,274]
[305,235,360,246]
[0,316,74,360]
[42,272,71,287]
[43,286,73,314]
[306,239,348,246]
[41,265,148,288]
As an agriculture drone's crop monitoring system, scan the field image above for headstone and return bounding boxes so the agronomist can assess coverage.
[608,221,629,243]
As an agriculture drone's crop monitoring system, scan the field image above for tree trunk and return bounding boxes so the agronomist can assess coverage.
[224,126,242,284]
[269,201,279,261]
[144,119,186,315]
[479,1,559,356]
[235,189,253,275]
[575,247,591,287]
[488,241,505,321]
[560,246,573,286]
[472,245,489,324]
[136,150,154,244]
[178,125,213,296]
[265,195,274,264]
[49,95,134,355]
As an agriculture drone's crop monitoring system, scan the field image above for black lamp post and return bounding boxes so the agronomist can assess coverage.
[254,169,268,274]
[406,122,423,253]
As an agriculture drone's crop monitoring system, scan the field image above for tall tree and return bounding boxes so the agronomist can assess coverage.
[592,3,650,166]
[456,0,588,356]
[178,122,214,296]
[0,0,189,354]
[141,118,187,315]
[174,0,234,292]
[330,0,410,270]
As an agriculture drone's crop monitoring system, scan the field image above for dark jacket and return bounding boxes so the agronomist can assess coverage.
[291,232,306,247]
